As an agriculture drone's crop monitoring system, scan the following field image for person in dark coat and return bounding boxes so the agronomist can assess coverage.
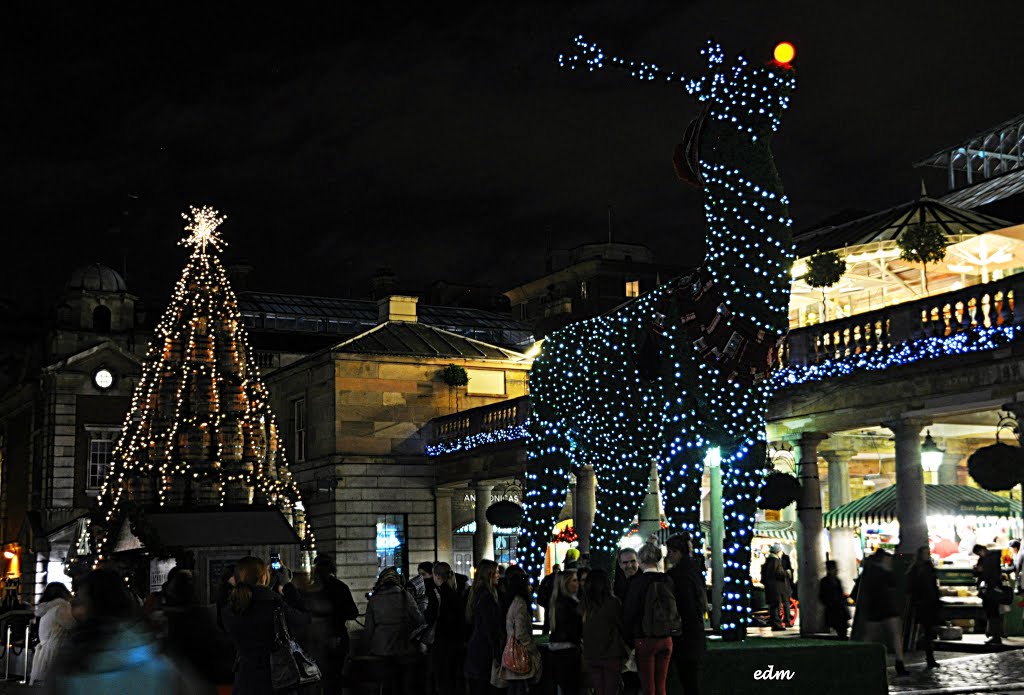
[304,554,359,694]
[906,547,941,668]
[221,556,311,695]
[548,568,582,695]
[537,564,560,634]
[163,568,232,688]
[760,547,787,631]
[779,549,795,626]
[623,543,675,695]
[666,534,707,695]
[464,560,503,695]
[614,549,639,601]
[857,549,907,676]
[973,544,1005,645]
[580,569,628,695]
[818,560,850,640]
[429,562,465,695]
[365,567,424,695]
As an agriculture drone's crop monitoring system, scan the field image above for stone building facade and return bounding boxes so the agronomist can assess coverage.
[0,264,146,598]
[265,295,532,607]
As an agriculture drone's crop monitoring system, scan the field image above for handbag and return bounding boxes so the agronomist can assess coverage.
[411,621,436,646]
[501,636,530,675]
[270,604,322,691]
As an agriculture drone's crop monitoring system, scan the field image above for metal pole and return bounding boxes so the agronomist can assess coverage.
[711,462,724,631]
[19,623,28,684]
[4,624,9,681]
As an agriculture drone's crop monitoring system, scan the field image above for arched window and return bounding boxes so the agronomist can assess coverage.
[93,305,112,333]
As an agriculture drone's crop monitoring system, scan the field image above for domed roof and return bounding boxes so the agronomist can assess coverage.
[66,263,127,293]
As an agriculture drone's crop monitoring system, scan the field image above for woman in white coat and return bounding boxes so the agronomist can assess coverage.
[31,582,76,684]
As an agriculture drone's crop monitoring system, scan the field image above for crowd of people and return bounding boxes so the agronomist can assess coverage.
[821,540,1024,676]
[17,536,1023,693]
[24,553,360,694]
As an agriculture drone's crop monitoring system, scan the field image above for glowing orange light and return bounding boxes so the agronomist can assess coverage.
[773,42,795,64]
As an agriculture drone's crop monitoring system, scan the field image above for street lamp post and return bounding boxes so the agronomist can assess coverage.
[706,447,723,632]
[921,430,944,484]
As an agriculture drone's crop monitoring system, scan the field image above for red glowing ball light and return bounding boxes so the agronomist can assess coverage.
[773,42,795,65]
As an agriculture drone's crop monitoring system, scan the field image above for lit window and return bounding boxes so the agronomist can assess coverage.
[86,427,119,490]
[579,281,589,300]
[625,280,640,298]
[292,398,306,462]
[376,514,408,576]
[466,369,506,396]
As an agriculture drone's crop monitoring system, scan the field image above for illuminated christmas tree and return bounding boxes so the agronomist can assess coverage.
[92,206,309,560]
[523,39,796,641]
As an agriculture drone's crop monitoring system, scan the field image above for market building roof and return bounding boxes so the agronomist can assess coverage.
[237,291,533,350]
[793,196,1013,258]
[824,484,1021,528]
[333,321,525,360]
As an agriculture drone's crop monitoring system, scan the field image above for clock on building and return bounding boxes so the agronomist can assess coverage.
[93,368,114,390]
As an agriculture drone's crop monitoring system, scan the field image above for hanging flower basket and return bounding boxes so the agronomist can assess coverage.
[486,500,523,528]
[757,471,801,510]
[967,442,1024,491]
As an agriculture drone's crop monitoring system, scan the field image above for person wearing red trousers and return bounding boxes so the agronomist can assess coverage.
[623,543,675,695]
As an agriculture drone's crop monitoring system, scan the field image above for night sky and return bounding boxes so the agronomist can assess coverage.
[5,3,1024,311]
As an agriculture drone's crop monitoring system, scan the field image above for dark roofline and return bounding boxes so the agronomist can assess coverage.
[915,112,1024,167]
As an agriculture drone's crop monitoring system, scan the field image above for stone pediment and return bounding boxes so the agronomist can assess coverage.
[43,339,142,377]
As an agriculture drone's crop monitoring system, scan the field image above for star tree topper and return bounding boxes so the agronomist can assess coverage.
[179,205,228,255]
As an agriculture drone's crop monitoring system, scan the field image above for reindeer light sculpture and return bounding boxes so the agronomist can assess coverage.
[522,37,796,640]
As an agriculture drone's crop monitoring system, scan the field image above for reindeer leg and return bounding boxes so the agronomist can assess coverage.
[521,422,577,581]
[718,439,766,641]
[589,451,660,574]
[660,444,705,546]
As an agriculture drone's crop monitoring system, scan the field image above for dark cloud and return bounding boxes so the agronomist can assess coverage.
[3,3,1023,309]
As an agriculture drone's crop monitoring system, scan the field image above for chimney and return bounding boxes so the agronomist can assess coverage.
[377,295,418,323]
[228,263,254,291]
[371,267,399,299]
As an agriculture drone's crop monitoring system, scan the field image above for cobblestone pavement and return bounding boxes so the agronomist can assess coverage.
[888,650,1024,694]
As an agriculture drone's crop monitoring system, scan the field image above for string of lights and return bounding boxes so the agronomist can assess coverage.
[773,324,1024,388]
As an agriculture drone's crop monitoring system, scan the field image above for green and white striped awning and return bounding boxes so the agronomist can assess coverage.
[698,520,797,541]
[824,484,1022,528]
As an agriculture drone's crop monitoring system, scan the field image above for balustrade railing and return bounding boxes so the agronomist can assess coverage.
[427,395,531,447]
[783,274,1024,367]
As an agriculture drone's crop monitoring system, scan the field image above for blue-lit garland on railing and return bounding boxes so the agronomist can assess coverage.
[773,323,1024,388]
[428,325,1024,458]
[426,421,531,457]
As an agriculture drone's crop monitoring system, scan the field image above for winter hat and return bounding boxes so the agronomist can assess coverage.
[770,543,783,554]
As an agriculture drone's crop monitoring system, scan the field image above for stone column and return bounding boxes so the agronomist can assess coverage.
[473,481,495,564]
[575,466,597,556]
[882,419,929,556]
[820,449,858,591]
[435,488,454,566]
[788,432,828,636]
[937,452,960,486]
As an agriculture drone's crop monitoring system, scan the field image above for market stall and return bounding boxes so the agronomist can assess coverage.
[824,484,1022,633]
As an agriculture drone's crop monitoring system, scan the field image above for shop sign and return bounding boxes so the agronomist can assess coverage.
[464,493,521,504]
[936,568,976,586]
[957,501,1011,516]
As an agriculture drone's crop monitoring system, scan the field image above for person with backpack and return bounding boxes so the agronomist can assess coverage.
[623,543,679,695]
[365,567,425,695]
[548,568,583,695]
[665,534,706,695]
